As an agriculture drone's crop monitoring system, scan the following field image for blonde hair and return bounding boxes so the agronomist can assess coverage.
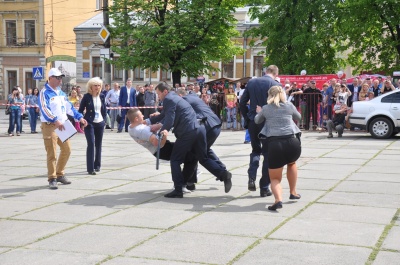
[267,85,286,107]
[86,77,103,96]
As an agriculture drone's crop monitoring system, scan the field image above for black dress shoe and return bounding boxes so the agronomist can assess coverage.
[105,125,111,129]
[268,201,283,211]
[289,194,301,200]
[221,171,232,193]
[186,184,196,191]
[164,190,183,198]
[88,171,96,175]
[95,168,100,172]
[248,179,256,191]
[260,188,272,197]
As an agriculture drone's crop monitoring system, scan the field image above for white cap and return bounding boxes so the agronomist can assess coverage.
[275,77,281,83]
[285,84,290,88]
[48,68,65,78]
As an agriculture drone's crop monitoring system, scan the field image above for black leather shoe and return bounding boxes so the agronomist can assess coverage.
[260,188,272,197]
[186,184,196,191]
[221,171,232,193]
[57,176,71,185]
[268,201,283,211]
[88,171,96,175]
[95,168,100,172]
[248,179,256,191]
[289,194,301,200]
[48,179,58,190]
[164,190,183,198]
[105,125,111,129]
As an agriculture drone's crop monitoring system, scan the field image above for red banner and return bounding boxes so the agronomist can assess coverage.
[277,74,346,89]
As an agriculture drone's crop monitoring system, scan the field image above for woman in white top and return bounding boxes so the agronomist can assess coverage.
[337,83,352,106]
[79,77,107,175]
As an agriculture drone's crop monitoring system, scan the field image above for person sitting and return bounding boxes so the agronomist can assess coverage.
[326,103,348,138]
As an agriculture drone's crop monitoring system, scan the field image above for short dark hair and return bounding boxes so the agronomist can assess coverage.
[155,82,170,93]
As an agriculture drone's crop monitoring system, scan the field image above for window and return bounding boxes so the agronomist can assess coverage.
[253,56,264,77]
[96,0,102,10]
[161,68,171,81]
[25,72,34,92]
[24,20,36,44]
[92,57,102,78]
[6,21,17,46]
[222,59,234,78]
[7,71,17,95]
[381,92,400,103]
[133,67,144,80]
[113,65,123,80]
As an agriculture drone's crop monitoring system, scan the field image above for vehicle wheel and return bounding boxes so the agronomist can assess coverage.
[369,117,393,139]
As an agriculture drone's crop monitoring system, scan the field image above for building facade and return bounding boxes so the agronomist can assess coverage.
[74,7,267,86]
[0,0,102,100]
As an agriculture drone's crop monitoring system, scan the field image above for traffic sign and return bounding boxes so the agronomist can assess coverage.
[33,67,44,80]
[98,26,110,42]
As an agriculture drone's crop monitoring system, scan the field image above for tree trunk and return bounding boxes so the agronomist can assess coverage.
[172,70,182,88]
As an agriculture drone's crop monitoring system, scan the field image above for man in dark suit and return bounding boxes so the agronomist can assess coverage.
[118,78,136,132]
[177,89,225,187]
[347,77,359,107]
[148,83,232,198]
[239,65,280,197]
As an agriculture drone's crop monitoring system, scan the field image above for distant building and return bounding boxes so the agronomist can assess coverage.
[0,0,102,99]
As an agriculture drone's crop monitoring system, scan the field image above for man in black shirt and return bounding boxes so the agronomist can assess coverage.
[327,103,348,138]
[302,81,322,130]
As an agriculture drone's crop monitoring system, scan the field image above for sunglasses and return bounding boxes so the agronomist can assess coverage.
[52,76,63,80]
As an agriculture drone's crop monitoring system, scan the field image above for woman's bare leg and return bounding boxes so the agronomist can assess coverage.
[287,162,299,196]
[269,167,283,202]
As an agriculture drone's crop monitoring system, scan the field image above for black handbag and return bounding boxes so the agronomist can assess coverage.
[5,100,10,115]
[116,114,122,123]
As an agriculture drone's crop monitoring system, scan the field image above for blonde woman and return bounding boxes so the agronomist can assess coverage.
[255,86,302,211]
[78,77,107,175]
[225,85,237,129]
[358,83,370,101]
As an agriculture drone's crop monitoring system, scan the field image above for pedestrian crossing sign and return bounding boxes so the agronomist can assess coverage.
[33,67,44,80]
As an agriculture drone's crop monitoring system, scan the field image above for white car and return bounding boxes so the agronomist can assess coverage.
[349,90,400,139]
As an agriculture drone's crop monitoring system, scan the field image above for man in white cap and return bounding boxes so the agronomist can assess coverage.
[38,68,88,189]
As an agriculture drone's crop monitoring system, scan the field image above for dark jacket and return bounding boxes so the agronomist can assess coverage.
[239,75,280,121]
[183,93,222,131]
[150,91,198,139]
[78,93,107,124]
[118,86,137,107]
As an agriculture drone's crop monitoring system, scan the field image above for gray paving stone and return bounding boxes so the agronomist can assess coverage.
[0,247,10,254]
[334,181,400,195]
[3,188,96,203]
[0,176,54,187]
[299,163,360,173]
[319,191,400,209]
[108,180,175,193]
[67,191,160,209]
[373,251,400,265]
[0,248,106,265]
[0,185,40,198]
[127,230,256,264]
[0,200,51,218]
[102,256,203,265]
[234,239,371,265]
[13,202,118,223]
[270,218,384,247]
[297,169,350,180]
[366,159,400,167]
[91,207,199,229]
[60,177,132,191]
[347,172,400,183]
[381,226,400,251]
[294,178,338,191]
[357,165,399,174]
[311,157,366,165]
[0,220,73,247]
[28,224,159,255]
[174,211,285,237]
[297,203,396,225]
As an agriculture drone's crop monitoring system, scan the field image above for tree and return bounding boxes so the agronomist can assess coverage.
[337,0,400,74]
[247,0,345,75]
[109,0,245,85]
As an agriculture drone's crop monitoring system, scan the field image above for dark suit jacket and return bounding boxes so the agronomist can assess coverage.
[183,93,221,131]
[78,93,107,124]
[239,75,280,121]
[118,86,137,107]
[150,91,198,138]
[347,84,359,106]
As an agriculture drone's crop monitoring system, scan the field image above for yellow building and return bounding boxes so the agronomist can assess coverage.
[0,0,102,100]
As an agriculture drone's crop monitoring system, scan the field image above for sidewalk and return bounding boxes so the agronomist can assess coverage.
[0,111,399,265]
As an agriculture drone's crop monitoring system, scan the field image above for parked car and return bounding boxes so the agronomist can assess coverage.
[349,90,400,139]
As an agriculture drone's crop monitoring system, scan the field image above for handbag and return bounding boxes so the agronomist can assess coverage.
[116,114,122,123]
[5,100,10,115]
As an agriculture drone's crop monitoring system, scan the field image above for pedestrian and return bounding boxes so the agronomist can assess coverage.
[255,85,302,211]
[239,65,280,197]
[118,78,136,133]
[79,77,107,175]
[105,82,120,131]
[38,68,88,189]
[8,87,24,136]
[27,87,40,133]
[147,83,232,198]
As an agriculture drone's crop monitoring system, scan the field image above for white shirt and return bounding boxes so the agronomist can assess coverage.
[126,87,131,104]
[92,96,104,123]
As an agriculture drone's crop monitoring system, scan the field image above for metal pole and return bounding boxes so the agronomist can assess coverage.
[103,0,111,85]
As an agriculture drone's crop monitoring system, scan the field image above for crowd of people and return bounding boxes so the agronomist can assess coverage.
[6,66,400,211]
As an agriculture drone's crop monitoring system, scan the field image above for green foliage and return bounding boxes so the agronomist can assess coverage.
[338,0,400,74]
[247,0,345,75]
[109,0,245,84]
